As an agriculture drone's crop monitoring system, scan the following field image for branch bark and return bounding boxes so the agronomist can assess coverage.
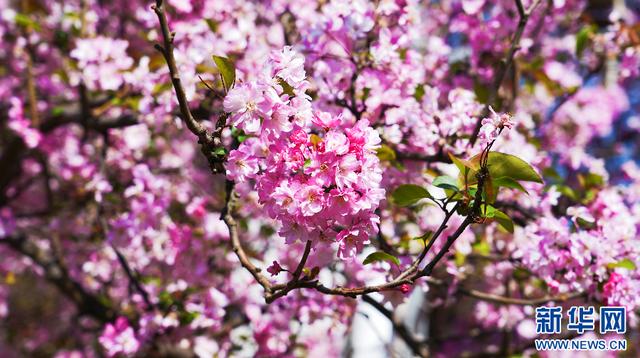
[469,0,543,145]
[363,295,429,358]
[0,236,117,322]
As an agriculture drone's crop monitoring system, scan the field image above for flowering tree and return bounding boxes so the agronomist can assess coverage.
[1,0,639,356]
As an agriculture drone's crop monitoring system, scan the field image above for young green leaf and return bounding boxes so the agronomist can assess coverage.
[463,152,543,185]
[413,230,433,242]
[363,251,400,266]
[494,209,514,233]
[481,204,497,218]
[392,184,432,207]
[607,259,636,271]
[432,175,459,191]
[212,55,236,92]
[277,77,295,97]
[493,177,529,194]
[576,25,596,58]
[377,145,397,162]
[449,153,479,173]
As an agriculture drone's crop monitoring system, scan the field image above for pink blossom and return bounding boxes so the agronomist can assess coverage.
[223,82,273,134]
[98,317,140,357]
[324,130,350,155]
[296,184,325,217]
[226,143,260,182]
[8,97,41,148]
[267,260,284,276]
[270,46,306,86]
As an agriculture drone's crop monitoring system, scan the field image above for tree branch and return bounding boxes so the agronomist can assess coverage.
[469,0,543,145]
[362,295,428,358]
[425,277,586,306]
[151,0,207,140]
[0,236,117,322]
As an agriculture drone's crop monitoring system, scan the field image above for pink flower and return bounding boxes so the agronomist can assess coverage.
[346,119,381,152]
[336,227,367,260]
[461,0,485,15]
[296,184,325,217]
[8,97,41,148]
[312,111,342,129]
[0,208,15,237]
[478,107,514,145]
[267,261,284,276]
[98,317,140,357]
[226,143,260,182]
[223,83,274,134]
[335,154,360,189]
[271,181,299,216]
[270,46,306,86]
[324,130,350,155]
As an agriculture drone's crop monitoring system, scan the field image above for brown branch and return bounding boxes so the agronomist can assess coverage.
[221,180,274,294]
[148,1,503,304]
[425,277,586,306]
[395,151,452,164]
[421,217,473,276]
[362,295,428,358]
[291,240,312,281]
[151,0,207,140]
[469,0,543,145]
[112,245,154,310]
[396,202,460,282]
[0,236,117,322]
[420,154,490,277]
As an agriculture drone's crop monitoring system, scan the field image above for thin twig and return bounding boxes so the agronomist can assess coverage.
[469,0,543,145]
[425,277,586,306]
[152,0,208,140]
[112,244,154,310]
[291,240,312,281]
[363,295,428,357]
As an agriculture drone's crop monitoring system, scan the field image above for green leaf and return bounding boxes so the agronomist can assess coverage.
[51,107,65,117]
[277,77,295,97]
[576,25,596,58]
[413,84,425,102]
[212,55,236,92]
[481,204,497,218]
[432,176,459,191]
[472,240,491,255]
[413,230,433,242]
[474,81,490,104]
[493,177,529,195]
[377,145,397,162]
[205,19,219,32]
[576,217,596,230]
[363,251,400,266]
[179,311,200,325]
[607,259,636,271]
[556,184,578,201]
[15,13,41,31]
[449,153,479,173]
[392,184,432,207]
[578,173,604,189]
[494,209,514,233]
[463,152,543,185]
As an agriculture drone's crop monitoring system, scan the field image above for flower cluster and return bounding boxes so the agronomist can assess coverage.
[478,106,514,145]
[225,47,385,259]
[70,37,134,91]
[98,317,140,357]
[1,0,639,356]
[7,97,41,148]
